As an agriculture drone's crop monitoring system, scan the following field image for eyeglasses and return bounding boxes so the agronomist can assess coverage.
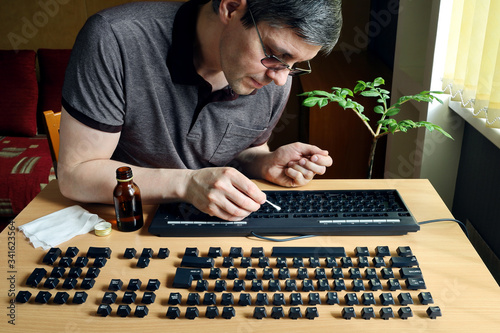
[248,9,312,77]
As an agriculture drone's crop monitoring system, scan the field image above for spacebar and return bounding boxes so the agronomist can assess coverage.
[271,247,346,258]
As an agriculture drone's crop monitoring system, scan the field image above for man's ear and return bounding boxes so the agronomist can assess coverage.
[218,0,247,23]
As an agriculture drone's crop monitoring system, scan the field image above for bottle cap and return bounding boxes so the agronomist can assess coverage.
[94,222,112,237]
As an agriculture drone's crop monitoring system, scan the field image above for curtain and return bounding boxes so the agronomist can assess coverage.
[442,0,500,129]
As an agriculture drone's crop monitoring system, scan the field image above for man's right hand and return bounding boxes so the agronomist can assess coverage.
[184,167,266,221]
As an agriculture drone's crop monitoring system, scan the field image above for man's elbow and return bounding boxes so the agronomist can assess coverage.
[57,164,77,201]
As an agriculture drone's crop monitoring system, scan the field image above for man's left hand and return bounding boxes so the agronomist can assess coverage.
[264,142,333,187]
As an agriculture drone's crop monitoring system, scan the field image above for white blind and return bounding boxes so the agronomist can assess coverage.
[442,0,500,128]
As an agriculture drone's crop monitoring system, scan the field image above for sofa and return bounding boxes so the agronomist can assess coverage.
[0,49,71,218]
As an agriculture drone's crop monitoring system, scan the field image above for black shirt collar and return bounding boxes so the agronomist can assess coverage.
[167,0,207,85]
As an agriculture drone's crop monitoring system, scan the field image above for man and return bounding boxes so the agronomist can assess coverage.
[58,0,342,221]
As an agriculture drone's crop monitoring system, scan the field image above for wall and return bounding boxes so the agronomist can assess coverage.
[0,0,174,51]
[385,0,465,209]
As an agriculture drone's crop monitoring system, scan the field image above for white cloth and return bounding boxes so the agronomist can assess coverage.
[18,205,105,249]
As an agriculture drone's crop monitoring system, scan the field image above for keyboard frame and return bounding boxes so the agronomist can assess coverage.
[148,189,420,237]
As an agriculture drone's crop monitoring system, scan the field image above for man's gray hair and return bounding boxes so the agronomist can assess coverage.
[212,0,342,54]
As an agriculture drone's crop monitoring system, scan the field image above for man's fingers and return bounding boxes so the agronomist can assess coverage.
[308,154,333,167]
[200,167,265,220]
[291,162,315,179]
[285,166,309,186]
[293,158,327,176]
[205,201,253,221]
[226,168,266,207]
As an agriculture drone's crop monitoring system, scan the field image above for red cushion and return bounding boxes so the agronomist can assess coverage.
[0,50,38,137]
[0,136,55,216]
[37,49,72,132]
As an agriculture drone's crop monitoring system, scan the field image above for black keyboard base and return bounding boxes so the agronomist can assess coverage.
[148,190,420,237]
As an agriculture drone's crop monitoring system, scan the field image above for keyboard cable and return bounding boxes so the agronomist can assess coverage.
[250,218,469,242]
[250,232,318,242]
[418,218,469,239]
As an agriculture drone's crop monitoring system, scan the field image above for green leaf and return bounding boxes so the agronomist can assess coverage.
[398,120,417,128]
[432,95,444,104]
[423,124,435,131]
[311,90,333,97]
[353,102,364,113]
[415,121,433,131]
[397,93,441,105]
[354,81,367,94]
[302,97,325,108]
[345,100,356,109]
[341,88,354,97]
[377,118,396,133]
[339,99,347,108]
[410,94,425,102]
[360,114,370,122]
[420,95,434,103]
[298,90,331,98]
[318,98,329,108]
[373,77,385,87]
[374,105,384,114]
[397,96,411,103]
[434,126,454,140]
[416,122,454,140]
[385,107,400,116]
[378,119,397,126]
[360,90,380,97]
[398,125,408,133]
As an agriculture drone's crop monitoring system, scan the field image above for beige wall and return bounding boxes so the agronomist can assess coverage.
[0,0,184,51]
[1,0,367,51]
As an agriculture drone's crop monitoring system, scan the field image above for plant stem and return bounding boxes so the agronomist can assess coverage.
[354,111,376,137]
[367,136,378,179]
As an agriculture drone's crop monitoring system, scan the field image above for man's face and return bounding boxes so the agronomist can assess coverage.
[219,12,321,95]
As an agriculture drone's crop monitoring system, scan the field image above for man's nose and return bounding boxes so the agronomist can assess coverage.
[266,68,289,86]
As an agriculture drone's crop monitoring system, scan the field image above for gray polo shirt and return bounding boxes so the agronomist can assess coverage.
[62,0,291,169]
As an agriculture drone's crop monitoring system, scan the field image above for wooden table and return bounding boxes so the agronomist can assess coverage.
[1,179,499,332]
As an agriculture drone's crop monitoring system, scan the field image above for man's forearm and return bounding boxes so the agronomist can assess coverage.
[234,143,272,179]
[57,159,192,205]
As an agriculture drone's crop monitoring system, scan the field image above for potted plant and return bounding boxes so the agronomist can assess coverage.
[300,77,453,178]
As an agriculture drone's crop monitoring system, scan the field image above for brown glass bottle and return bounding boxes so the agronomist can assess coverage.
[113,166,144,232]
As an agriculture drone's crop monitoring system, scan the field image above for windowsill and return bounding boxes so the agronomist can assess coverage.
[449,100,500,150]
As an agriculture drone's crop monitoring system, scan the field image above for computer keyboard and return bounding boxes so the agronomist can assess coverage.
[18,245,442,320]
[148,189,420,237]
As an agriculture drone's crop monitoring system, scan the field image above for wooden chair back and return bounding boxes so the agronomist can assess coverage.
[43,110,61,172]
